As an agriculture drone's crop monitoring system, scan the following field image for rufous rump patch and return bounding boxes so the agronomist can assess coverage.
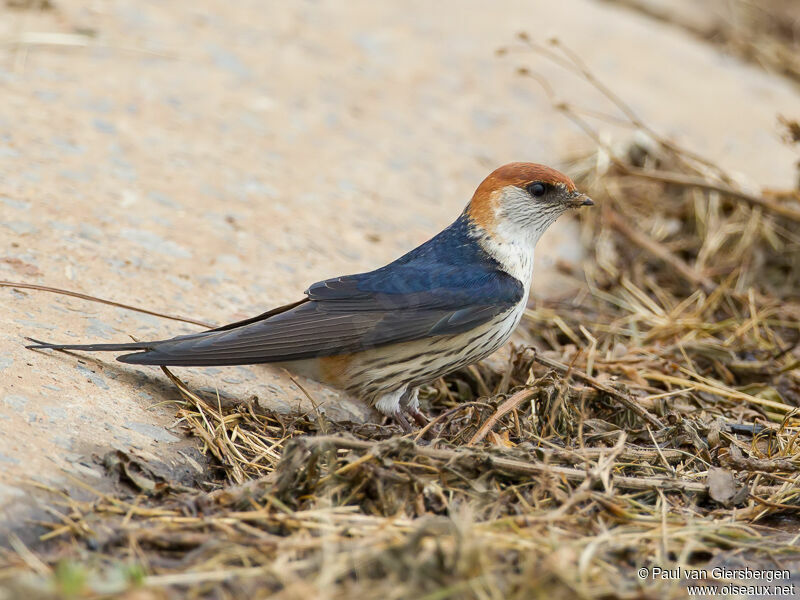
[318,354,354,387]
[467,162,577,231]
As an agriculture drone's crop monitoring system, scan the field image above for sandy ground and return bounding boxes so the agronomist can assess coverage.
[0,0,797,525]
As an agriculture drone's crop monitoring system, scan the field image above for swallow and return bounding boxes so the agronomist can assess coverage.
[27,162,593,430]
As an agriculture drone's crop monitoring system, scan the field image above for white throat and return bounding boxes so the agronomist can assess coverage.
[477,225,536,293]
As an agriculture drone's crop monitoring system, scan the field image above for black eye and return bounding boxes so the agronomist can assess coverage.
[527,182,547,197]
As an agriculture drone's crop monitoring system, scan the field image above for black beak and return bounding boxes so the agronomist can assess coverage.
[567,192,594,208]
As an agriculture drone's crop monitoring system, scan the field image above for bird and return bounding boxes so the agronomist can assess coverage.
[27,162,593,431]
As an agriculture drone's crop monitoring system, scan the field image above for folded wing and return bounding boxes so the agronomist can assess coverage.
[113,263,523,366]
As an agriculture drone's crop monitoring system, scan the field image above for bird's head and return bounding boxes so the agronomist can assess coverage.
[466,162,593,244]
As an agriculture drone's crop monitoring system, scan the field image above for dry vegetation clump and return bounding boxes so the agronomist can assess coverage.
[2,44,800,600]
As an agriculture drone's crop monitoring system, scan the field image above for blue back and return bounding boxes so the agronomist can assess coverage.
[306,214,524,310]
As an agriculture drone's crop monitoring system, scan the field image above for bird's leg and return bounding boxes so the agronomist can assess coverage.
[393,410,413,434]
[399,387,428,427]
[376,388,414,433]
[408,407,429,427]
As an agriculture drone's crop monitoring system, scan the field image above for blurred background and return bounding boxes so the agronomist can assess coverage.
[0,0,798,532]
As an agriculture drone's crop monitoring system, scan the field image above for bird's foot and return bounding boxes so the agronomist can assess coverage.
[408,407,429,428]
[393,410,413,434]
[390,407,430,436]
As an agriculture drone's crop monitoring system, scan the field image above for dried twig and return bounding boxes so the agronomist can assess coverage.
[1,280,215,328]
[622,167,800,223]
[302,436,781,496]
[468,389,537,446]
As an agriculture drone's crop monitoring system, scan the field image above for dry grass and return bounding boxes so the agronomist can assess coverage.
[2,40,800,600]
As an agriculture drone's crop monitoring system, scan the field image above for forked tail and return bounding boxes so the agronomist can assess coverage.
[26,337,152,355]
